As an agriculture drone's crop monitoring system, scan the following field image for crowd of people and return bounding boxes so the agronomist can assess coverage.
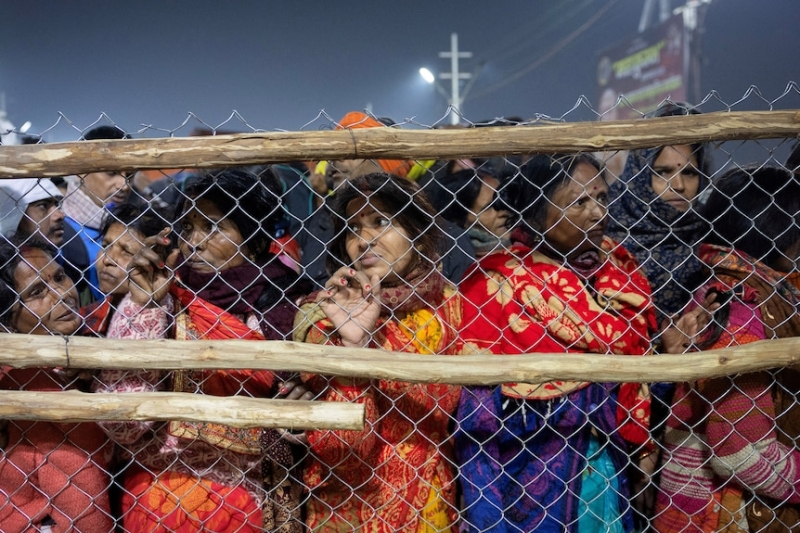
[1,106,800,533]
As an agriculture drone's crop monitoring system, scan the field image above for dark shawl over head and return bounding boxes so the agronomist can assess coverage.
[607,124,713,318]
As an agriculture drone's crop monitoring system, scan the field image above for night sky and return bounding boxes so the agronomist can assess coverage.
[1,0,799,144]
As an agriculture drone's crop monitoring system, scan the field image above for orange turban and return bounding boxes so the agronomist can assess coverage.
[335,112,412,178]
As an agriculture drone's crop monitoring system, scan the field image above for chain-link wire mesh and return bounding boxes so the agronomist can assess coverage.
[1,91,800,532]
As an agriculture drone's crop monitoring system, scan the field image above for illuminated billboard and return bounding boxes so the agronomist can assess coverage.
[597,13,687,120]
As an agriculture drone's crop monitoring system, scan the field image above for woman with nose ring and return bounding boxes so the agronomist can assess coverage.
[93,169,312,533]
[455,154,657,533]
[293,172,463,532]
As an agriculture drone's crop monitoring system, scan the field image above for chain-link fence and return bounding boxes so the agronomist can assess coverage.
[1,93,800,532]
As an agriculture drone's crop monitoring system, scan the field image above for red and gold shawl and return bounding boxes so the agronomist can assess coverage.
[166,285,303,532]
[169,285,275,455]
[459,237,656,445]
[294,269,463,532]
[460,236,655,398]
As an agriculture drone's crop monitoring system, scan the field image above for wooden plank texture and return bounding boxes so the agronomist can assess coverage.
[1,110,798,177]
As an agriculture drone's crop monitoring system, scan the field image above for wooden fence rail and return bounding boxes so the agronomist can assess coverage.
[1,110,799,177]
[2,333,798,384]
[1,333,798,425]
[0,390,364,430]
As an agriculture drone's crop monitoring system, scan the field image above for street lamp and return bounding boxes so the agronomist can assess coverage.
[419,67,453,108]
[419,67,435,84]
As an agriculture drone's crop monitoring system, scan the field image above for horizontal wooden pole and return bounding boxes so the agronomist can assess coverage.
[0,110,798,177]
[0,390,364,429]
[1,333,798,384]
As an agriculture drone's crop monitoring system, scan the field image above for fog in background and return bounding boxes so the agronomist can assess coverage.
[2,0,798,167]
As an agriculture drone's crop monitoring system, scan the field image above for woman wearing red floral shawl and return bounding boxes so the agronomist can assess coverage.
[455,154,658,533]
[655,166,800,533]
[293,173,462,532]
[93,169,312,533]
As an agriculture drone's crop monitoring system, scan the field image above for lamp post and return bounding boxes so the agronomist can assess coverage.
[419,67,435,84]
[419,33,473,125]
[419,67,452,102]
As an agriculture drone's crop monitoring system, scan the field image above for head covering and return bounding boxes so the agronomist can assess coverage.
[0,178,63,237]
[335,111,412,178]
[606,104,713,318]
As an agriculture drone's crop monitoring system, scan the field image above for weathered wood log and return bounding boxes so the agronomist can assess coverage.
[0,390,364,429]
[1,110,798,177]
[1,333,797,384]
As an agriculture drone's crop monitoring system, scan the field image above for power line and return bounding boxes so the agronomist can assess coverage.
[472,0,595,68]
[468,0,620,101]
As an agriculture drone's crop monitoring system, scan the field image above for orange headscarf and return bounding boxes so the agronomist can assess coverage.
[335,111,412,178]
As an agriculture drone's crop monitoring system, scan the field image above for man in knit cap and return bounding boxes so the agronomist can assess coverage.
[0,178,66,246]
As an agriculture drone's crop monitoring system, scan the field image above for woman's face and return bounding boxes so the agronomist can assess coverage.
[650,144,701,211]
[543,162,609,258]
[344,197,414,284]
[97,222,145,295]
[179,198,249,273]
[465,176,511,237]
[12,248,81,335]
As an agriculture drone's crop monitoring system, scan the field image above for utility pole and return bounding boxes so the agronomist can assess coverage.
[639,0,672,32]
[438,33,472,125]
[674,0,712,106]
